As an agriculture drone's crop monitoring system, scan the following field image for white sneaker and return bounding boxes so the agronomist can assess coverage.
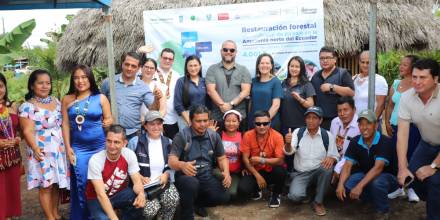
[407,188,420,203]
[388,188,406,199]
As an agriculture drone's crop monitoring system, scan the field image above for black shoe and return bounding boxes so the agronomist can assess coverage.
[194,206,208,217]
[251,190,262,200]
[268,194,281,208]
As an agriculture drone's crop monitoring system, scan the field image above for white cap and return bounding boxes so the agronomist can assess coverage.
[223,109,242,121]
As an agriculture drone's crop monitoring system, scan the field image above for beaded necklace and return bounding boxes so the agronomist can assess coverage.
[158,71,172,99]
[74,96,91,131]
[0,106,13,139]
[34,96,52,104]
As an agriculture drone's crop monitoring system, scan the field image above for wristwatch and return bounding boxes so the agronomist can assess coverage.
[230,101,235,107]
[430,162,438,170]
[329,84,335,93]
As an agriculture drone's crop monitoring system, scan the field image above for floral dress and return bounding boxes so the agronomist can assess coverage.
[19,99,70,190]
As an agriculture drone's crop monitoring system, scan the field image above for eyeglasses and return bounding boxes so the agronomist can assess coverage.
[255,122,270,127]
[222,48,236,53]
[161,57,174,61]
[319,56,334,61]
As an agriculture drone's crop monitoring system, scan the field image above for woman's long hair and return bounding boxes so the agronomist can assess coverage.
[183,55,202,108]
[67,65,100,95]
[25,69,52,101]
[284,56,308,86]
[0,72,12,107]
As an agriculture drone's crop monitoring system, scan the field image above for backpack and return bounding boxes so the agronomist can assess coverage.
[296,127,329,152]
[180,127,221,166]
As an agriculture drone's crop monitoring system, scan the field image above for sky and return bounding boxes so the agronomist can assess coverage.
[0,9,80,48]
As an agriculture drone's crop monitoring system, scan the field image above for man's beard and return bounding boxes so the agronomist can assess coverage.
[222,56,235,64]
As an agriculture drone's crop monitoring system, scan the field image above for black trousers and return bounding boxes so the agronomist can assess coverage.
[238,165,287,197]
[175,168,230,220]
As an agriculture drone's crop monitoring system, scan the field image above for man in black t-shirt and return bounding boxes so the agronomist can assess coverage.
[336,110,398,220]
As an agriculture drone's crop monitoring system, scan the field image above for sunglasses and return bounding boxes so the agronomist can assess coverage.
[255,122,270,127]
[222,48,236,53]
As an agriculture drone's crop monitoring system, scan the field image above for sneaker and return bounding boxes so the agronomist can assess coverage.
[194,206,208,217]
[407,188,420,203]
[268,194,281,208]
[251,190,262,200]
[312,202,326,216]
[387,187,405,199]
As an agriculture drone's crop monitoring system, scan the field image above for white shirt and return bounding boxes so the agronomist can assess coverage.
[329,115,360,155]
[154,68,180,124]
[147,137,165,180]
[353,74,388,114]
[291,128,339,172]
[88,147,140,180]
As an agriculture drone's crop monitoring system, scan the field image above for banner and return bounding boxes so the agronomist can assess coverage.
[143,0,325,79]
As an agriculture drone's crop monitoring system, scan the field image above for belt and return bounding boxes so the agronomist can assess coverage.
[195,164,210,169]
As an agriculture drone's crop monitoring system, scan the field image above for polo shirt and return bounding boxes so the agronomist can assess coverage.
[290,127,339,172]
[280,80,316,128]
[240,128,284,172]
[399,85,440,146]
[174,76,208,115]
[205,62,252,121]
[170,127,225,166]
[101,74,154,135]
[344,131,396,174]
[311,67,354,119]
[249,77,283,126]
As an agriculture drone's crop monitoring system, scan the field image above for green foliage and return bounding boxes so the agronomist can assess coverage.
[0,19,36,66]
[378,50,440,86]
[7,74,29,102]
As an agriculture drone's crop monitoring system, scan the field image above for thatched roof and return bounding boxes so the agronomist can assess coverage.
[56,0,440,71]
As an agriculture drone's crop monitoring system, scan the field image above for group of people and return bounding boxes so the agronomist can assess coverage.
[0,40,438,220]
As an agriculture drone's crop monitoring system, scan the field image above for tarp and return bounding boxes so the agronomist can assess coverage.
[0,0,111,10]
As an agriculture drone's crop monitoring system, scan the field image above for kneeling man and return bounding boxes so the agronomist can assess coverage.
[284,106,339,216]
[336,110,398,220]
[86,124,145,220]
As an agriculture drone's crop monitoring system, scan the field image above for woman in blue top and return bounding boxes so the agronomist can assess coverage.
[249,53,283,131]
[61,65,113,219]
[174,55,209,129]
[384,55,421,202]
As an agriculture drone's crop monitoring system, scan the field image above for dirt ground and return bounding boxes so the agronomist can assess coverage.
[18,174,427,220]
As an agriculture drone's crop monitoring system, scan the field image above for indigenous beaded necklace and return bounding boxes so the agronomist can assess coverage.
[158,71,172,99]
[34,96,52,104]
[74,96,91,131]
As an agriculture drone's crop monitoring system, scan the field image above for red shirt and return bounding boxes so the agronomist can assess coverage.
[222,131,242,173]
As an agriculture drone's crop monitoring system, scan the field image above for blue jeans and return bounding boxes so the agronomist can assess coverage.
[409,140,440,220]
[87,187,143,220]
[345,172,398,213]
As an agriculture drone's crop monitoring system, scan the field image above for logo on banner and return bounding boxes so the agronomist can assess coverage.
[179,15,184,23]
[301,7,317,14]
[206,14,213,21]
[190,15,196,21]
[217,13,229,20]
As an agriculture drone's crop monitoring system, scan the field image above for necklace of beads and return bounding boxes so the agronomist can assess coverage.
[34,96,52,104]
[74,96,91,131]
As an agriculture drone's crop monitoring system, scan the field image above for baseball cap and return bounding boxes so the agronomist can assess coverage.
[304,106,323,118]
[357,109,377,123]
[145,111,163,123]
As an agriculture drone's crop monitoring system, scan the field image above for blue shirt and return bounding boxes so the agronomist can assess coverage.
[173,76,208,115]
[101,74,154,135]
[249,77,283,126]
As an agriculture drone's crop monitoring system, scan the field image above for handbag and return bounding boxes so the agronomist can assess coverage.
[145,182,170,200]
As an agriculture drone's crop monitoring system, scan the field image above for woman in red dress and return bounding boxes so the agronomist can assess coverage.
[0,72,22,220]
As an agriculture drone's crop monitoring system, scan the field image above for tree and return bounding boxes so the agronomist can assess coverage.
[0,19,36,66]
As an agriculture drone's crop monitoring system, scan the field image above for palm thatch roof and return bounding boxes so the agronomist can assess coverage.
[56,0,440,72]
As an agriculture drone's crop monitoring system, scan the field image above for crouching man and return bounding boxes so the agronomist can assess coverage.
[86,125,145,220]
[169,105,231,220]
[284,106,339,216]
[336,110,398,220]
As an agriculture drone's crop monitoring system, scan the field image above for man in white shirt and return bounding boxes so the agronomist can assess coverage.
[86,125,145,220]
[155,48,181,139]
[284,106,339,216]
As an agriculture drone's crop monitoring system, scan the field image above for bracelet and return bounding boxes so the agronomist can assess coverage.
[260,157,266,164]
[283,146,295,156]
